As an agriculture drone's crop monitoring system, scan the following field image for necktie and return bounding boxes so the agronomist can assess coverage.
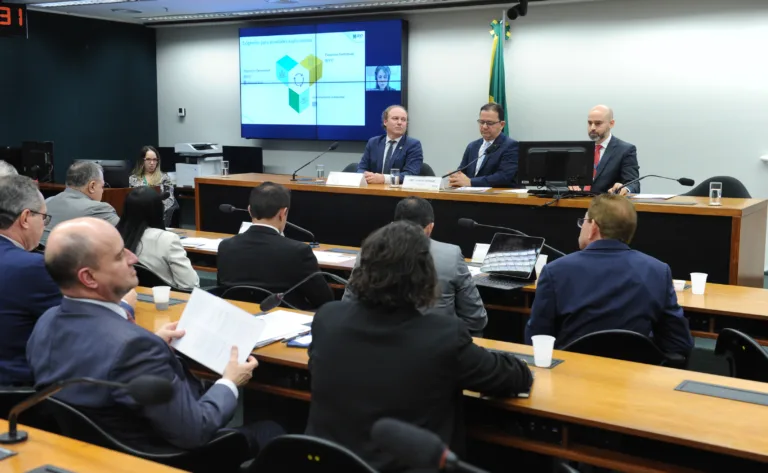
[475,141,491,176]
[382,140,397,174]
[126,312,136,324]
[585,144,603,191]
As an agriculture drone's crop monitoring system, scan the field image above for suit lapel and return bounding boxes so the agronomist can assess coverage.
[476,135,504,176]
[594,138,617,182]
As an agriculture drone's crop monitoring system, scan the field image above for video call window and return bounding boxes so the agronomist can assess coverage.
[366,65,402,92]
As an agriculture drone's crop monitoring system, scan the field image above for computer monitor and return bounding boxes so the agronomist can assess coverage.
[0,146,22,174]
[480,233,545,279]
[155,146,177,173]
[75,159,130,188]
[21,141,54,182]
[518,141,595,189]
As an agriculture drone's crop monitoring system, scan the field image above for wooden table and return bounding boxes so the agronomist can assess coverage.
[194,173,767,286]
[0,420,184,473]
[134,291,768,472]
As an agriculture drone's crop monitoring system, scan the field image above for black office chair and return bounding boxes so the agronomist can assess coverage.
[134,263,191,294]
[714,328,768,383]
[418,163,436,177]
[206,285,293,308]
[561,329,685,367]
[44,397,251,473]
[683,176,751,198]
[342,163,358,173]
[555,460,580,473]
[247,435,377,473]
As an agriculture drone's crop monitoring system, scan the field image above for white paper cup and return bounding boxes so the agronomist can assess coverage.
[535,254,548,279]
[531,335,556,368]
[152,286,171,311]
[690,273,708,295]
[673,279,686,292]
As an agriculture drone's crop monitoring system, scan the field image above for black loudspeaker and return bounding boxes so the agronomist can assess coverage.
[507,0,528,21]
[507,7,518,20]
[223,146,264,175]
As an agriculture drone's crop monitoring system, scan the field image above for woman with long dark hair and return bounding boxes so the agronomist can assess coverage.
[129,146,178,226]
[116,187,198,290]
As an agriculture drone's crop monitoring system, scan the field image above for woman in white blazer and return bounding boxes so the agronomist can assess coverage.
[116,187,199,291]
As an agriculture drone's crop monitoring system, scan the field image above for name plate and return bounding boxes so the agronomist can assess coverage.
[326,172,368,187]
[401,176,448,191]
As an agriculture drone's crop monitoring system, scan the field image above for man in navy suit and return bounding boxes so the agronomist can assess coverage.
[450,103,519,188]
[0,175,61,386]
[586,105,640,195]
[27,217,271,453]
[357,105,423,184]
[525,194,693,356]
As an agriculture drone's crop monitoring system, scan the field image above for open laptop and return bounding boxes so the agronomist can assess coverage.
[474,233,546,291]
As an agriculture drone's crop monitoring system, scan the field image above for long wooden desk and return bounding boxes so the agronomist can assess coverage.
[0,420,184,473]
[194,173,767,286]
[134,289,768,472]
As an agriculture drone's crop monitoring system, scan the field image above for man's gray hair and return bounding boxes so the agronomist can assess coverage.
[0,175,43,230]
[66,161,103,188]
[0,160,18,177]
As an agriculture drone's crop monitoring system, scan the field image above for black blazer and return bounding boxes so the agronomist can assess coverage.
[591,136,640,194]
[217,225,334,310]
[306,300,533,472]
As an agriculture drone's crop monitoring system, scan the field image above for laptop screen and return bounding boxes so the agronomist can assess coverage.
[480,233,545,279]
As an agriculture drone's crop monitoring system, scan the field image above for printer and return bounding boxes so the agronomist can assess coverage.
[174,143,224,187]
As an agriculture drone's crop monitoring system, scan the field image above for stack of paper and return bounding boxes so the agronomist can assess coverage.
[313,250,356,265]
[630,194,677,200]
[452,187,492,193]
[253,310,313,348]
[181,238,222,251]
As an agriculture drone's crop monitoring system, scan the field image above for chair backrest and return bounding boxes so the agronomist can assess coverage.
[418,163,435,177]
[249,434,377,473]
[207,285,274,305]
[342,163,358,173]
[683,176,751,198]
[134,263,177,290]
[561,329,668,366]
[714,328,768,383]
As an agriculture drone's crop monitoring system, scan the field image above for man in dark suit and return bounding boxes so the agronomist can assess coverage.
[525,194,693,356]
[586,105,640,195]
[450,103,519,188]
[218,182,334,310]
[357,105,423,184]
[0,175,61,386]
[27,217,264,453]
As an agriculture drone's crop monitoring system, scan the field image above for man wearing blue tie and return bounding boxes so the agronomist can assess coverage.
[356,105,423,184]
[449,103,519,188]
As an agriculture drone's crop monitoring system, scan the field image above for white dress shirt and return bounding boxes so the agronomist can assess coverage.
[476,140,493,172]
[595,134,612,165]
[0,234,24,249]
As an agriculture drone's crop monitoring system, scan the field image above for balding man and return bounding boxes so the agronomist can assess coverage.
[41,161,119,245]
[357,105,423,184]
[586,105,640,195]
[0,175,61,386]
[0,160,18,177]
[27,218,270,454]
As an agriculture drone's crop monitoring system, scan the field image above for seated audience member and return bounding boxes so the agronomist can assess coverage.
[129,146,178,226]
[525,194,693,356]
[0,175,60,386]
[343,196,487,335]
[28,217,280,454]
[42,161,119,245]
[0,160,18,176]
[217,182,333,310]
[585,105,640,195]
[116,187,199,291]
[356,105,423,184]
[306,221,533,472]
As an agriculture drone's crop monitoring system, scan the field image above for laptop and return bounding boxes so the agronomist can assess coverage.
[474,233,545,291]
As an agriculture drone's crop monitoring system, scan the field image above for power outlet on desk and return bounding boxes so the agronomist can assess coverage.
[504,415,563,444]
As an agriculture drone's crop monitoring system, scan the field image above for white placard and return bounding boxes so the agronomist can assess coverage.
[401,176,449,191]
[326,172,368,187]
[471,243,491,263]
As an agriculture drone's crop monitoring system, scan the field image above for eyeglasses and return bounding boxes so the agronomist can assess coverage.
[477,119,501,127]
[29,210,53,226]
[577,217,593,228]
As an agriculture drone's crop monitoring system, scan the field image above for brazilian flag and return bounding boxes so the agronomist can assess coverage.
[489,20,510,136]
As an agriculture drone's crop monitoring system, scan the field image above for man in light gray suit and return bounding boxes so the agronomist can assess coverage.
[343,197,487,335]
[41,161,119,245]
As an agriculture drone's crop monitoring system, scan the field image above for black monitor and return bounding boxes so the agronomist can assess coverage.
[0,146,22,174]
[156,146,177,173]
[518,141,595,188]
[75,159,130,188]
[223,146,264,175]
[21,141,54,182]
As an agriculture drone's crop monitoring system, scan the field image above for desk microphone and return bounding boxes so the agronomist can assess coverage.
[219,203,319,247]
[260,271,349,312]
[371,418,489,473]
[457,218,567,258]
[291,142,339,181]
[442,143,500,179]
[0,375,172,445]
[612,175,694,194]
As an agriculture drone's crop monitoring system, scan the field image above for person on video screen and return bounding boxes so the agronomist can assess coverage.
[374,66,396,91]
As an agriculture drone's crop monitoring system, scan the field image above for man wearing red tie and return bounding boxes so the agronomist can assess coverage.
[585,105,640,195]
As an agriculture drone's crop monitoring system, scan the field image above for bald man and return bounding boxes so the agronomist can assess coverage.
[586,105,640,195]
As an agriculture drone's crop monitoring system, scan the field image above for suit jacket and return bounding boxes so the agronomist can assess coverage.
[217,225,334,310]
[42,187,120,245]
[591,136,640,194]
[306,300,532,473]
[342,239,487,333]
[357,135,423,179]
[525,239,693,356]
[137,228,199,291]
[0,236,61,385]
[27,298,237,450]
[458,133,519,188]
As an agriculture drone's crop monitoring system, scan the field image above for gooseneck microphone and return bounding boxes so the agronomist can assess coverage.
[458,218,567,258]
[219,203,319,247]
[371,418,489,473]
[260,271,349,312]
[613,175,694,194]
[0,375,173,445]
[291,142,340,181]
[442,143,500,179]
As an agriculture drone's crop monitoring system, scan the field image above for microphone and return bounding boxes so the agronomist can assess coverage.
[442,143,500,179]
[260,271,349,312]
[219,203,320,248]
[291,142,340,181]
[371,418,489,473]
[612,175,694,194]
[0,375,173,445]
[458,218,567,258]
